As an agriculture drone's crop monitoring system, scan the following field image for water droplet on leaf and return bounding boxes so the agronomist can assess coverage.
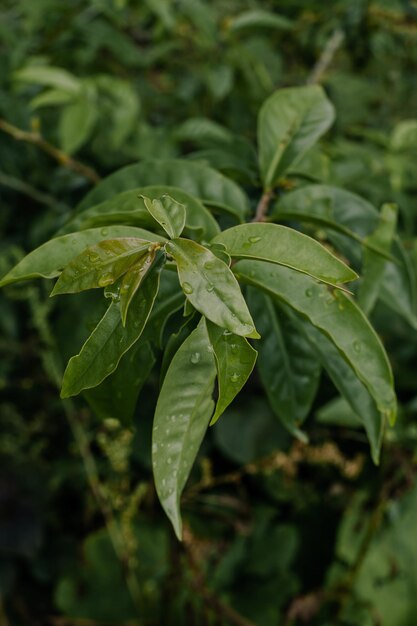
[98,273,113,287]
[353,341,361,353]
[248,236,261,244]
[190,352,200,364]
[230,372,240,383]
[182,282,193,294]
[305,288,314,297]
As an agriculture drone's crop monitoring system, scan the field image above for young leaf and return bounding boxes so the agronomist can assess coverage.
[247,290,321,439]
[84,341,155,423]
[206,321,257,425]
[236,260,397,424]
[166,238,259,338]
[76,158,250,222]
[119,248,156,326]
[59,96,98,155]
[213,223,358,286]
[142,194,186,239]
[258,86,335,190]
[358,204,397,314]
[51,238,155,296]
[0,226,161,288]
[61,260,162,398]
[152,317,217,539]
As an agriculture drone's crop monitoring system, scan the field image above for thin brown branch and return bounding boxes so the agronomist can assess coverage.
[307,28,345,85]
[253,189,273,222]
[183,527,256,626]
[0,118,100,184]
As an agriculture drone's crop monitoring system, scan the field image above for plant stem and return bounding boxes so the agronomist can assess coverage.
[0,118,100,184]
[307,28,345,85]
[253,189,273,222]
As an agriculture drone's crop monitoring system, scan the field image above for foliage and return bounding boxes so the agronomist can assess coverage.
[1,1,417,625]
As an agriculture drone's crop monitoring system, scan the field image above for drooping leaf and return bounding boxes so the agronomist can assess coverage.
[258,86,335,190]
[14,65,81,93]
[152,317,217,539]
[142,194,186,239]
[213,223,357,286]
[379,240,417,330]
[59,96,98,155]
[119,248,156,325]
[84,341,155,423]
[229,9,294,32]
[76,159,250,222]
[166,238,259,338]
[206,321,257,425]
[61,260,162,398]
[51,238,156,296]
[247,290,321,439]
[61,186,219,241]
[358,204,397,314]
[0,226,162,288]
[235,260,397,425]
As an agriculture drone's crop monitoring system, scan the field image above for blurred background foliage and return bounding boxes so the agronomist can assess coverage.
[2,0,417,624]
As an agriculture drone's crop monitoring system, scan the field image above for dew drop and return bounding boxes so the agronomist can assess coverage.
[223,330,232,336]
[167,457,172,465]
[204,261,215,270]
[152,443,158,453]
[107,362,115,372]
[230,372,240,383]
[182,282,193,294]
[100,228,108,236]
[98,273,113,287]
[353,341,361,354]
[230,344,238,353]
[248,236,261,244]
[170,415,177,422]
[190,352,200,364]
[305,288,314,298]
[88,253,100,263]
[206,282,214,292]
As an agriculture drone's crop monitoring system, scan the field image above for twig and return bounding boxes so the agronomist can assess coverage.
[307,28,345,85]
[183,527,256,626]
[253,189,273,222]
[0,169,67,210]
[0,118,100,184]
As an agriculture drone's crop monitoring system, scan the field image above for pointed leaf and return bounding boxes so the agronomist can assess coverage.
[152,317,217,539]
[0,226,161,288]
[51,238,155,296]
[61,261,162,398]
[166,238,259,338]
[142,194,186,239]
[206,321,257,425]
[120,249,156,325]
[358,204,397,314]
[213,223,357,286]
[61,186,219,241]
[235,260,397,424]
[247,290,321,439]
[258,86,335,190]
[76,159,250,222]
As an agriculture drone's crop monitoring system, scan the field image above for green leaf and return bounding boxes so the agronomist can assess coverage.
[142,194,186,239]
[152,317,217,539]
[206,321,257,425]
[51,238,155,296]
[119,248,156,325]
[59,96,98,155]
[84,341,155,423]
[76,159,250,223]
[258,86,335,190]
[61,186,219,241]
[142,270,184,347]
[213,223,357,286]
[235,260,397,425]
[30,88,75,109]
[229,9,294,32]
[0,226,161,288]
[358,204,397,314]
[61,260,162,398]
[290,313,385,463]
[14,65,81,93]
[247,290,321,439]
[166,238,259,338]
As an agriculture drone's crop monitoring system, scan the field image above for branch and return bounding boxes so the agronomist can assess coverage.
[0,118,100,184]
[253,189,273,222]
[307,28,345,85]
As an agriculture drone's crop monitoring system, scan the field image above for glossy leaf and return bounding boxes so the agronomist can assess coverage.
[258,86,335,190]
[84,342,155,423]
[152,317,217,539]
[61,260,162,398]
[206,321,257,425]
[213,223,357,286]
[229,9,293,32]
[51,238,155,296]
[248,290,321,439]
[119,249,156,326]
[289,311,385,463]
[143,270,184,347]
[235,260,397,424]
[61,186,219,241]
[166,238,259,338]
[142,194,186,239]
[59,96,98,155]
[358,204,397,314]
[0,226,161,288]
[76,159,250,222]
[14,65,81,93]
